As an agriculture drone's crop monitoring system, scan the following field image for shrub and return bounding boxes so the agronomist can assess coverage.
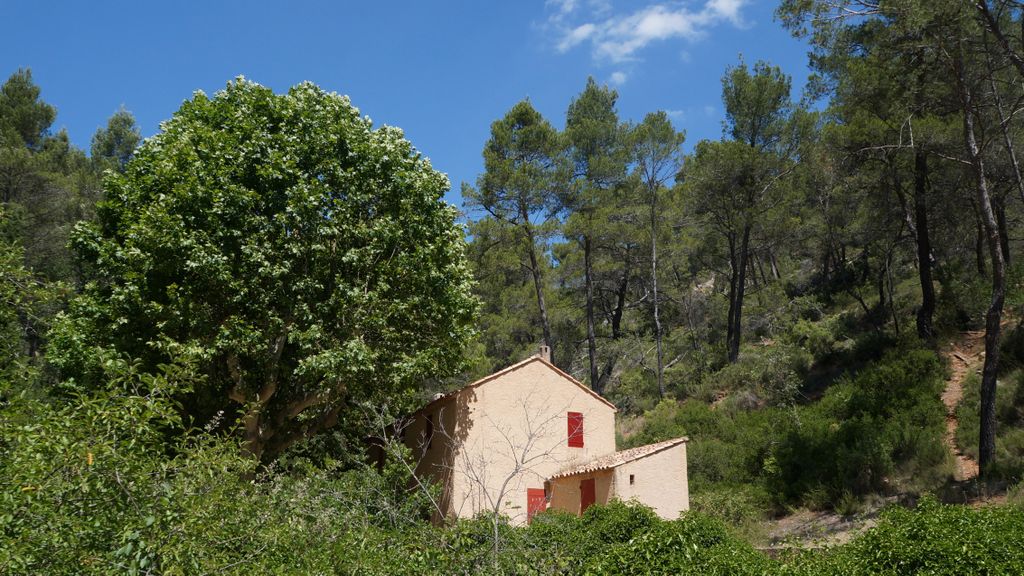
[0,353,449,575]
[784,496,1024,575]
[586,512,777,575]
[935,265,989,332]
[711,344,813,406]
[788,316,843,360]
[627,400,779,493]
[768,349,946,506]
[956,369,1024,480]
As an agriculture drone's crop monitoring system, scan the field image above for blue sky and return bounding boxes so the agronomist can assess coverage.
[2,1,811,210]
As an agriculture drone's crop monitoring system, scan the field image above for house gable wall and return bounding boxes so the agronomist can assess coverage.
[612,442,689,519]
[403,358,689,526]
[435,359,616,525]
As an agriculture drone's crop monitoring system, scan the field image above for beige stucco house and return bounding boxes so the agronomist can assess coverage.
[398,347,689,526]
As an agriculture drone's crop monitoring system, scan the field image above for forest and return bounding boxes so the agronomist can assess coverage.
[5,1,1024,574]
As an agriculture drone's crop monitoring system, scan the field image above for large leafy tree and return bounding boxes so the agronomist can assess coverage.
[51,79,477,462]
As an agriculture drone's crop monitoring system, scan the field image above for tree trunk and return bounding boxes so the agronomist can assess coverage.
[584,233,600,392]
[885,248,900,337]
[651,191,665,398]
[996,197,1011,265]
[976,216,988,276]
[726,235,739,362]
[525,223,553,364]
[769,249,781,280]
[755,251,769,286]
[822,245,831,285]
[961,66,1006,475]
[611,270,628,339]
[749,252,761,292]
[989,64,1024,206]
[877,261,887,314]
[975,1,1024,79]
[727,225,751,363]
[914,148,936,341]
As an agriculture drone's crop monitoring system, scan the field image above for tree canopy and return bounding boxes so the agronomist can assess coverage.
[50,78,477,462]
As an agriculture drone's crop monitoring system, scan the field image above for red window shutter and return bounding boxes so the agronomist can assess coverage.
[580,478,596,514]
[527,488,547,523]
[567,412,584,447]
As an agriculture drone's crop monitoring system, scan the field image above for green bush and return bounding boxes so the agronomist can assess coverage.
[783,496,1024,575]
[936,265,989,332]
[788,316,844,360]
[0,354,443,575]
[627,399,779,493]
[709,344,813,406]
[768,349,947,506]
[629,346,947,512]
[587,511,776,575]
[957,369,1024,480]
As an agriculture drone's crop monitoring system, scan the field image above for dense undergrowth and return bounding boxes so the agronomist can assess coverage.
[955,327,1024,485]
[4,268,1024,575]
[2,361,1022,576]
[623,344,950,526]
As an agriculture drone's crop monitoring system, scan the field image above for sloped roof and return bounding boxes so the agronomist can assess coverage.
[412,355,617,415]
[548,437,689,480]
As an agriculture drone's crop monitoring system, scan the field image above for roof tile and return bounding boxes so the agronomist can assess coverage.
[549,437,689,480]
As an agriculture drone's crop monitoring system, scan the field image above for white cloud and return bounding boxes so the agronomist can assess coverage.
[706,0,745,25]
[558,23,598,52]
[609,71,628,85]
[547,0,578,22]
[549,0,749,63]
[546,0,611,22]
[666,109,685,119]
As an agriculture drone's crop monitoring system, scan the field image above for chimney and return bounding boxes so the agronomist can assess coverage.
[538,344,551,363]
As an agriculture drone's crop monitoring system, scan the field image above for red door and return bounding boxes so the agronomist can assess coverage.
[527,488,547,523]
[580,478,596,514]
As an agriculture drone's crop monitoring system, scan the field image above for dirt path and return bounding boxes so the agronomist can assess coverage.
[940,331,984,482]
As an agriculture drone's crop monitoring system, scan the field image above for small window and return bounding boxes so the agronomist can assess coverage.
[629,474,635,485]
[567,412,584,447]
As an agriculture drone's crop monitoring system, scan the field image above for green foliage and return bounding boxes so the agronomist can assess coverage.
[788,315,844,360]
[627,399,778,494]
[0,212,63,391]
[936,264,990,332]
[711,343,812,406]
[90,106,140,171]
[770,349,948,505]
[0,352,442,575]
[49,78,477,461]
[691,484,774,540]
[0,68,55,149]
[8,389,1023,576]
[782,497,1024,575]
[0,69,104,281]
[628,347,948,512]
[956,369,1024,480]
[586,511,774,575]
